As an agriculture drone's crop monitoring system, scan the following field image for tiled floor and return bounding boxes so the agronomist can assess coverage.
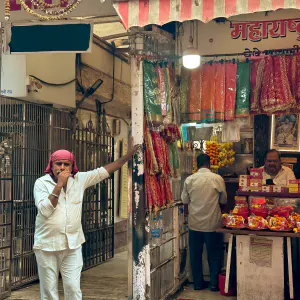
[8,251,128,300]
[8,251,235,300]
[176,285,237,300]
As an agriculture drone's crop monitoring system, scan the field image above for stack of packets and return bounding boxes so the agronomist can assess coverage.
[239,168,285,193]
[288,180,300,193]
[239,168,263,192]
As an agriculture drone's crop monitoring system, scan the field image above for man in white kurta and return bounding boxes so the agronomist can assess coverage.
[261,149,296,187]
[33,142,138,300]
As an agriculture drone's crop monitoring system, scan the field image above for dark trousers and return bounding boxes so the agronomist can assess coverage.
[189,229,222,289]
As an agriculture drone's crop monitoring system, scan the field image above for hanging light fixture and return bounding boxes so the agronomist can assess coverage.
[183,21,200,69]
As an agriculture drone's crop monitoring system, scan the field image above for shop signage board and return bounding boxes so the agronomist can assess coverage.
[0,0,117,22]
[230,18,300,42]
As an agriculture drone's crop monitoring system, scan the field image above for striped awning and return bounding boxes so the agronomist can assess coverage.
[113,0,300,30]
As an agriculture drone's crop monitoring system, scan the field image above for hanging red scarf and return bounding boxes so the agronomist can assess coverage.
[215,63,226,122]
[250,58,264,114]
[188,68,201,121]
[260,56,295,113]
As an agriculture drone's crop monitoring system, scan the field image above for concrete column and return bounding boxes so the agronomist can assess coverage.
[128,56,150,300]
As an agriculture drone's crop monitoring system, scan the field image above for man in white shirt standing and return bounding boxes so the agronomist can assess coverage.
[181,154,227,292]
[262,149,296,186]
[33,139,138,300]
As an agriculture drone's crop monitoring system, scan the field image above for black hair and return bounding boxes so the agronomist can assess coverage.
[197,153,210,169]
[265,149,281,161]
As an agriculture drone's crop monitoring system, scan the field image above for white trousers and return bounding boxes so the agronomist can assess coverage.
[34,247,83,300]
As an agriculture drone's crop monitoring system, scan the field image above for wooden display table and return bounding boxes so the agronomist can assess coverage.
[217,227,297,300]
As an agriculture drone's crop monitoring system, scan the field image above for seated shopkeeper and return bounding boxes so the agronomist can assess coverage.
[261,149,296,186]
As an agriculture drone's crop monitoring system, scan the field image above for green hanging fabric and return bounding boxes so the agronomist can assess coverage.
[235,62,250,118]
[143,61,162,123]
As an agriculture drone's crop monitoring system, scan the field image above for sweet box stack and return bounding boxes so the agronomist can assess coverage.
[238,168,286,193]
[238,168,263,192]
[289,180,300,193]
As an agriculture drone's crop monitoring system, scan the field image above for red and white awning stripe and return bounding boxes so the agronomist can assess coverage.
[113,0,300,29]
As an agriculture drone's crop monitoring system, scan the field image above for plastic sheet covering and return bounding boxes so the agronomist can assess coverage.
[260,56,294,113]
[179,149,193,174]
[188,68,201,121]
[235,62,250,118]
[171,177,181,201]
[224,62,237,121]
[215,63,226,122]
[171,73,181,126]
[168,142,180,177]
[201,64,216,123]
[250,58,264,114]
[221,121,241,142]
[143,61,162,123]
[180,67,190,122]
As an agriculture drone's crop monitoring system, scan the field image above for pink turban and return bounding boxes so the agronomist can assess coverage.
[45,149,79,175]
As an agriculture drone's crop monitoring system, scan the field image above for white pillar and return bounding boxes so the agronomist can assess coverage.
[128,57,150,300]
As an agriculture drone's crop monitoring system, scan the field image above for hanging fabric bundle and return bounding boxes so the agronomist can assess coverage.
[188,68,201,121]
[144,121,159,175]
[150,130,165,174]
[159,177,174,207]
[286,55,300,111]
[235,61,250,118]
[215,63,226,122]
[224,62,237,121]
[250,58,264,114]
[145,173,163,209]
[260,56,294,113]
[201,64,216,123]
[143,61,162,123]
[160,137,171,176]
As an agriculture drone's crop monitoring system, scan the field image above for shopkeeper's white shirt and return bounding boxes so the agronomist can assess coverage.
[261,165,296,187]
[181,168,227,232]
[33,167,109,251]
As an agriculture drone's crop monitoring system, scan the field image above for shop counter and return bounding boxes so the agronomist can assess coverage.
[217,227,298,300]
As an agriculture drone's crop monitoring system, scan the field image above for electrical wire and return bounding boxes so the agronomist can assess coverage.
[29,75,77,87]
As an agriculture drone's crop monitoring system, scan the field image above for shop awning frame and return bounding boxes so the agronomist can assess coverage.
[113,0,300,30]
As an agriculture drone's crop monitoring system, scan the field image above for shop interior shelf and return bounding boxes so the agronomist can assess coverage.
[217,227,300,238]
[237,191,300,198]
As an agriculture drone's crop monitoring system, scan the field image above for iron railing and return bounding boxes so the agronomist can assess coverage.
[0,97,114,296]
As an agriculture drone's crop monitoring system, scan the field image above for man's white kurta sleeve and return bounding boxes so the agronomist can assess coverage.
[79,167,110,189]
[34,179,56,218]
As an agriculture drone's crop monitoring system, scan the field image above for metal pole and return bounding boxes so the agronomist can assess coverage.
[129,57,150,300]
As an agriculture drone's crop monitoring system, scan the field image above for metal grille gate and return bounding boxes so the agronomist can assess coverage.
[0,97,114,297]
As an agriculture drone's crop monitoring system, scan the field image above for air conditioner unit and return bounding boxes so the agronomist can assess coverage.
[3,21,93,54]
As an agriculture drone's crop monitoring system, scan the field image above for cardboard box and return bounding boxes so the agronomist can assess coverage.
[250,187,262,192]
[250,178,262,187]
[239,187,250,192]
[235,196,247,202]
[289,187,300,193]
[250,168,263,177]
[289,180,300,184]
[273,186,285,193]
[262,186,273,192]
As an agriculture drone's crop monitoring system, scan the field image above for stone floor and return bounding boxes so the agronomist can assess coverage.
[8,251,235,300]
[177,285,237,300]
